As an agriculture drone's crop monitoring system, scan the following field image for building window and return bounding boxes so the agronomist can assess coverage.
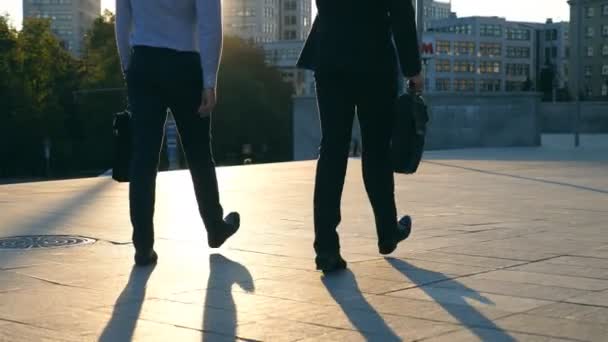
[436,41,451,55]
[585,66,592,77]
[453,60,476,73]
[453,79,475,92]
[480,79,501,92]
[506,80,525,91]
[435,78,451,91]
[506,27,531,41]
[587,46,594,57]
[454,41,475,56]
[603,45,608,56]
[480,24,502,37]
[587,27,595,38]
[603,25,608,36]
[602,84,608,96]
[479,42,502,57]
[480,61,501,74]
[604,4,608,16]
[603,65,608,76]
[506,63,530,76]
[586,6,595,17]
[507,46,530,58]
[435,59,452,72]
[545,29,558,41]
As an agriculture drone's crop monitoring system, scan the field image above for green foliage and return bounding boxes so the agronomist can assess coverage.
[0,13,294,179]
[214,37,294,164]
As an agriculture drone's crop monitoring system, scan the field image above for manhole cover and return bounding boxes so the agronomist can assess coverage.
[0,235,96,250]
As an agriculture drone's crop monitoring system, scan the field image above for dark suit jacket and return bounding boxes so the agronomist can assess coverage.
[297,0,422,78]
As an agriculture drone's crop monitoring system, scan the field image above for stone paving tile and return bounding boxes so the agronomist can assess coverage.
[386,286,555,313]
[544,256,608,269]
[0,285,130,322]
[425,277,593,302]
[469,269,608,291]
[92,298,268,336]
[354,257,494,276]
[0,270,49,293]
[510,261,608,280]
[565,290,608,307]
[494,313,608,341]
[526,302,608,325]
[336,293,514,328]
[0,321,82,342]
[290,310,459,342]
[231,318,336,342]
[434,244,559,261]
[423,327,576,342]
[392,251,525,269]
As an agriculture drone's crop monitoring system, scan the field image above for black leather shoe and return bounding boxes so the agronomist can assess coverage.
[134,249,158,266]
[379,215,412,255]
[208,212,240,248]
[316,254,347,273]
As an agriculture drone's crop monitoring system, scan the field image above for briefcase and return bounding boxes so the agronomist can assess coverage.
[391,91,428,174]
[112,109,131,182]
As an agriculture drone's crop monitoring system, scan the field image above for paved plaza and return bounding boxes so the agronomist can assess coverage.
[1,147,607,341]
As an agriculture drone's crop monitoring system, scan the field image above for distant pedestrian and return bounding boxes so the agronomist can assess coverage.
[298,0,423,272]
[115,0,240,266]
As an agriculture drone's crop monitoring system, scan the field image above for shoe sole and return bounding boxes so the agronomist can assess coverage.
[208,213,241,248]
[379,216,412,255]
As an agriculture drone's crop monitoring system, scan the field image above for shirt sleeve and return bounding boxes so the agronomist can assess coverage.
[115,0,133,73]
[196,0,223,89]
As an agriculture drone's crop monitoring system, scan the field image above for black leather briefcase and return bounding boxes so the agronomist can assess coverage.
[391,90,428,174]
[112,109,131,182]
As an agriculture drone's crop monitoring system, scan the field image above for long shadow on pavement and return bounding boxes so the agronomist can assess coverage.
[322,269,401,341]
[387,258,516,341]
[98,264,156,342]
[203,254,254,341]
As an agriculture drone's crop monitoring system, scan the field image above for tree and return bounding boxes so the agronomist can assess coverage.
[213,37,294,164]
[0,17,80,177]
[0,16,18,176]
[75,11,127,173]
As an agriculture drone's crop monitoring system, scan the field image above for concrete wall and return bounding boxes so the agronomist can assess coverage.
[540,102,608,133]
[293,93,542,160]
[424,93,542,150]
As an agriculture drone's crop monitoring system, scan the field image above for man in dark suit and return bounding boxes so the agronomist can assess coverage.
[298,0,423,272]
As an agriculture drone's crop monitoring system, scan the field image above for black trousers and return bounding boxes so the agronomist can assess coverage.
[313,70,399,255]
[126,46,224,252]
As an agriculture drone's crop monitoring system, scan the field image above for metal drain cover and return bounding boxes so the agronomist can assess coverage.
[0,235,96,250]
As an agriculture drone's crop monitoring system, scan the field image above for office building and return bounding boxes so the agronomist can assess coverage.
[223,0,312,43]
[569,0,608,99]
[422,16,540,93]
[264,40,314,96]
[23,0,101,56]
[537,19,570,97]
[413,0,453,31]
[279,0,312,41]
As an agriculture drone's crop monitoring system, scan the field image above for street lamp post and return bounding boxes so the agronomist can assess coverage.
[572,0,582,147]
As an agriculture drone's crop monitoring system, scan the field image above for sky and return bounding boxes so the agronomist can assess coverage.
[2,0,570,30]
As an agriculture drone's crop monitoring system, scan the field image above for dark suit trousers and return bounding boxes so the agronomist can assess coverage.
[126,46,224,252]
[313,70,399,255]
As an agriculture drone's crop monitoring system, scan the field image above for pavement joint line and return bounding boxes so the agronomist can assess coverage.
[378,255,564,296]
[170,322,264,342]
[425,161,608,195]
[564,254,608,261]
[12,272,90,290]
[0,317,52,331]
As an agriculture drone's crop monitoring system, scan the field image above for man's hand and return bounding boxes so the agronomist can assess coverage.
[408,73,424,93]
[198,88,217,117]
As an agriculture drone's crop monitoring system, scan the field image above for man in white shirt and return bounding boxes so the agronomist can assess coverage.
[115,0,240,266]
